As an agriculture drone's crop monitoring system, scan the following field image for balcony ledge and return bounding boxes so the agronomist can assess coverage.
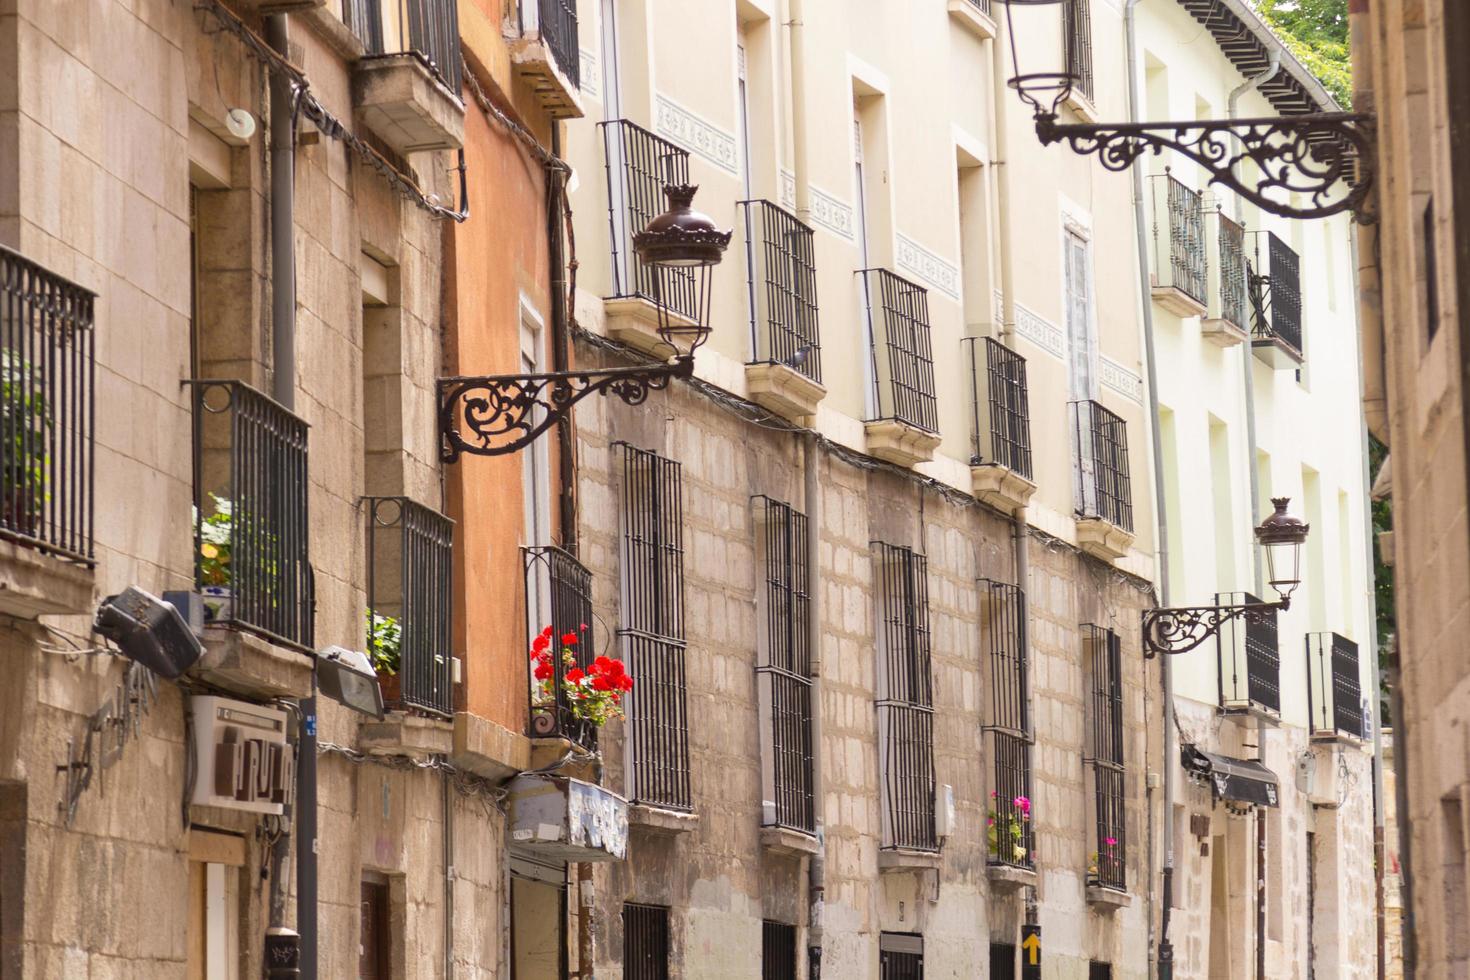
[947,0,998,39]
[0,538,94,620]
[878,847,943,873]
[1086,885,1132,911]
[509,35,586,120]
[986,863,1037,893]
[628,802,700,837]
[972,463,1037,515]
[603,296,694,358]
[1075,517,1135,563]
[761,825,820,856]
[452,711,532,780]
[1309,730,1367,748]
[228,0,324,12]
[1219,702,1282,728]
[529,735,601,783]
[1201,317,1249,348]
[1064,91,1101,124]
[865,418,942,467]
[190,626,314,701]
[1152,284,1208,319]
[354,53,465,155]
[745,361,826,423]
[361,712,454,758]
[1251,336,1304,369]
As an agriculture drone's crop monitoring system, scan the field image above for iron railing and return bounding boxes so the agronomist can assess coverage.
[623,903,670,980]
[756,497,815,833]
[874,541,936,852]
[964,337,1032,478]
[1084,624,1125,892]
[0,244,94,565]
[860,269,939,433]
[1216,591,1280,714]
[619,444,691,810]
[1248,231,1303,357]
[1153,173,1206,304]
[366,497,453,716]
[1307,631,1365,739]
[1218,213,1248,330]
[741,200,822,384]
[762,921,798,980]
[983,580,1034,867]
[536,0,580,86]
[1071,400,1133,532]
[600,120,698,321]
[344,0,463,96]
[991,730,1035,870]
[880,935,925,980]
[1065,0,1094,102]
[524,545,596,743]
[966,0,992,14]
[189,380,313,650]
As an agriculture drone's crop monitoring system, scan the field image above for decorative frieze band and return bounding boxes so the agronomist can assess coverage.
[994,290,1066,359]
[654,93,739,176]
[778,170,855,240]
[579,48,599,99]
[895,233,960,301]
[1101,356,1144,402]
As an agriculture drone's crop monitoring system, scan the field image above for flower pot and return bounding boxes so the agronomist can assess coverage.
[201,585,233,623]
[378,671,401,709]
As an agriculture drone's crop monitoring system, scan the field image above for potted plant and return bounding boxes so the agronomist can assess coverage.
[987,792,1032,865]
[1,349,50,537]
[368,610,402,705]
[529,625,633,730]
[1089,836,1118,884]
[196,494,235,622]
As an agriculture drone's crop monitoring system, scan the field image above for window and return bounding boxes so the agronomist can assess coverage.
[619,445,691,810]
[1071,400,1133,532]
[956,145,992,333]
[364,497,454,715]
[342,0,462,94]
[1065,0,1094,102]
[989,943,1016,980]
[1063,228,1096,401]
[186,830,245,980]
[1083,624,1125,892]
[1088,964,1113,980]
[1425,197,1439,342]
[623,903,670,980]
[983,580,1033,869]
[1215,591,1280,714]
[599,120,694,316]
[880,933,924,979]
[1306,632,1364,738]
[755,497,815,833]
[512,860,567,979]
[967,337,1032,478]
[874,542,936,852]
[741,200,821,382]
[359,877,391,980]
[861,269,939,433]
[762,920,797,980]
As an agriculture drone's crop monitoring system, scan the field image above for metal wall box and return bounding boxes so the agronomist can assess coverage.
[189,695,292,815]
[506,774,629,862]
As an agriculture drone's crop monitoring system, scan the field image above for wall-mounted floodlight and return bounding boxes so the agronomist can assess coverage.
[316,645,384,719]
[94,587,203,679]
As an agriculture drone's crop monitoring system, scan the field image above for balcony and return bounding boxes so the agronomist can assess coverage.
[965,338,1035,513]
[345,0,464,154]
[1083,624,1127,900]
[188,380,314,699]
[1306,631,1366,741]
[599,120,700,355]
[1071,400,1134,561]
[1248,231,1303,367]
[510,0,584,119]
[524,545,597,759]
[947,0,997,39]
[1149,173,1207,318]
[1216,591,1280,722]
[0,245,96,619]
[741,200,825,422]
[1202,210,1250,347]
[861,269,941,467]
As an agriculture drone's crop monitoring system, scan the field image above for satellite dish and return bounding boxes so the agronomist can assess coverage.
[225,108,256,141]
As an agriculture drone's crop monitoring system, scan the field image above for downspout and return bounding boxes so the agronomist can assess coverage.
[443,769,455,980]
[789,0,810,225]
[1122,3,1174,976]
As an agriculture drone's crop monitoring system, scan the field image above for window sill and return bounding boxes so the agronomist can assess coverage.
[1151,284,1208,319]
[761,825,820,856]
[0,537,94,620]
[878,847,943,873]
[1075,516,1134,563]
[971,463,1037,515]
[191,626,314,701]
[1085,884,1132,911]
[745,361,826,423]
[1201,317,1248,349]
[1063,91,1101,123]
[947,0,998,40]
[451,711,532,780]
[603,296,696,359]
[986,863,1037,893]
[1219,702,1282,728]
[361,712,455,759]
[864,418,942,468]
[628,803,700,837]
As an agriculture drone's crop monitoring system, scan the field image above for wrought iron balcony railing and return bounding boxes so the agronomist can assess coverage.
[1248,231,1303,358]
[983,581,1033,869]
[1217,212,1249,332]
[1084,623,1125,892]
[874,541,937,852]
[860,269,939,434]
[600,120,698,322]
[741,200,822,384]
[756,497,815,834]
[525,544,596,745]
[1065,0,1095,102]
[344,0,463,96]
[1216,591,1280,715]
[1151,173,1206,306]
[1071,400,1133,532]
[367,497,453,716]
[967,0,992,14]
[0,244,94,565]
[965,338,1033,479]
[189,380,313,650]
[534,0,580,87]
[1306,631,1365,739]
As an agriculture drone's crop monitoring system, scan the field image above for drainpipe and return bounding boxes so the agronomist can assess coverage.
[789,0,810,225]
[1122,3,1175,976]
[988,18,1014,347]
[804,431,825,979]
[443,769,455,980]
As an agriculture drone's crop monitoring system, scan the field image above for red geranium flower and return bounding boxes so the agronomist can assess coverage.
[562,632,578,646]
[566,668,585,683]
[594,655,612,671]
[533,661,553,681]
[592,675,612,691]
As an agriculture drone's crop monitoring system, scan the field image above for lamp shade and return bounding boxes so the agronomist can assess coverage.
[1255,497,1310,602]
[1000,0,1077,117]
[632,185,731,356]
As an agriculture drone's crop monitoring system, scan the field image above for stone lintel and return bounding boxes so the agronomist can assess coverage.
[628,803,700,836]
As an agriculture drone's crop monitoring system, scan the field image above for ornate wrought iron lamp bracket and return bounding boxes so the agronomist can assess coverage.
[1033,111,1375,222]
[1141,597,1287,659]
[438,356,693,461]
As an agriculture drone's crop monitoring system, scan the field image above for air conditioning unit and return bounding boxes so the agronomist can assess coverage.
[1306,747,1343,808]
[190,696,293,815]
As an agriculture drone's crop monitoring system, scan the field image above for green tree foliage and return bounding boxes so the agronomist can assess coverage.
[1257,0,1353,108]
[1369,435,1394,722]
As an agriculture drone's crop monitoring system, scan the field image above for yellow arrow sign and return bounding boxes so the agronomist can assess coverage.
[1022,932,1041,966]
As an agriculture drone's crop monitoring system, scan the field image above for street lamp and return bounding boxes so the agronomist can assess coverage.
[438,184,731,460]
[1141,497,1310,658]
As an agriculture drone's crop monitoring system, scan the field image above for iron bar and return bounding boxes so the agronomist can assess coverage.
[740,200,822,383]
[1306,631,1365,738]
[1071,399,1133,532]
[964,337,1032,477]
[873,541,936,852]
[1152,173,1206,304]
[345,0,463,96]
[756,497,815,833]
[1216,590,1280,713]
[860,269,938,433]
[600,120,697,319]
[622,903,670,980]
[524,545,596,745]
[536,0,579,86]
[1084,624,1126,892]
[1064,0,1094,102]
[762,921,798,980]
[1218,211,1248,331]
[366,496,454,716]
[1248,231,1303,357]
[983,580,1034,868]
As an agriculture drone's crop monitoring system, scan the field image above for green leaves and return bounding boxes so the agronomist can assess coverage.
[367,610,402,675]
[1258,0,1353,108]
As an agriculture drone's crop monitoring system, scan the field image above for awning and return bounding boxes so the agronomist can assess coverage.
[1181,745,1279,807]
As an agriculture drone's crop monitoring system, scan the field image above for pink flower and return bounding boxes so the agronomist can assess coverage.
[1013,796,1031,815]
[1105,837,1117,847]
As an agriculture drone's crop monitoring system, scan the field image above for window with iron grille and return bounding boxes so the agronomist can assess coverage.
[1065,0,1094,102]
[343,0,463,96]
[982,580,1033,868]
[1071,400,1133,532]
[619,444,691,810]
[989,943,1017,980]
[741,200,822,384]
[600,120,698,321]
[1218,213,1248,331]
[1083,624,1125,892]
[965,337,1032,479]
[524,545,596,745]
[1216,591,1280,715]
[623,903,670,980]
[967,0,992,14]
[874,542,936,852]
[359,878,391,980]
[755,497,815,834]
[1089,963,1114,980]
[762,920,798,980]
[365,497,454,716]
[860,269,939,433]
[0,244,94,566]
[1306,632,1365,739]
[1152,173,1206,305]
[880,933,925,979]
[1248,231,1303,357]
[190,379,314,650]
